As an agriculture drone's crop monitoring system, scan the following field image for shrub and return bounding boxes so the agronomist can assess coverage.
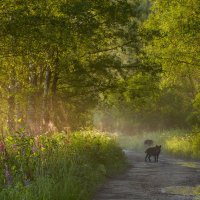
[0,129,126,200]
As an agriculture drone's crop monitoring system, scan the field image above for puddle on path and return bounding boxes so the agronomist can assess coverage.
[162,185,200,199]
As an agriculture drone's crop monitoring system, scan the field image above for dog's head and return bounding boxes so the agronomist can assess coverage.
[156,145,161,150]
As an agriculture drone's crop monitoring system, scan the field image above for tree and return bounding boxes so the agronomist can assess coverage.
[143,0,200,95]
[94,0,200,133]
[0,0,143,133]
[142,0,200,128]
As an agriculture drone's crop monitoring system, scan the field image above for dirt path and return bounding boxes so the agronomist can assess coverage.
[93,150,200,200]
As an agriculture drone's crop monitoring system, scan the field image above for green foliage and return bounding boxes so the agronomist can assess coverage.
[143,0,200,71]
[165,132,200,159]
[187,92,200,126]
[2,0,198,134]
[0,129,126,200]
[139,0,200,129]
[96,0,200,133]
[0,0,143,132]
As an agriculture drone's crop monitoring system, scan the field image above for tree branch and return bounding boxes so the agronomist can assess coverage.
[80,40,134,58]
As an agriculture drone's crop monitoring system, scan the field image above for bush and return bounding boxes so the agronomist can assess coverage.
[0,129,126,200]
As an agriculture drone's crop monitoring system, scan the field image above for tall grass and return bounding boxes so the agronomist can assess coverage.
[0,130,126,200]
[117,129,200,160]
[165,132,200,159]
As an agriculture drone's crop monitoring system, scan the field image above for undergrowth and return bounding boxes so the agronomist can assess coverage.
[0,130,126,200]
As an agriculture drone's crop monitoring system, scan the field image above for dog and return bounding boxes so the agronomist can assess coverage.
[145,145,161,162]
[144,139,153,146]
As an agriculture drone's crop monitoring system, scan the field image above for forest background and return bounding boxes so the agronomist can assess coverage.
[0,0,199,135]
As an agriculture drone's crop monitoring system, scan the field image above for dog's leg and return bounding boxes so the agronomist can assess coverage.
[148,155,151,162]
[145,154,148,162]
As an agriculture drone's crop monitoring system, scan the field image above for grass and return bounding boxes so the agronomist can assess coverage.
[165,132,200,159]
[116,129,200,160]
[162,185,200,197]
[0,130,127,200]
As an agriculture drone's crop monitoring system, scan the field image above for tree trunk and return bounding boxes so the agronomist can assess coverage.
[7,69,16,133]
[52,58,59,95]
[7,95,15,132]
[51,56,60,129]
[27,62,38,134]
[42,66,51,132]
[16,101,23,130]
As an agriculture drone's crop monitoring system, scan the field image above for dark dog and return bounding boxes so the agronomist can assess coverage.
[145,145,161,162]
[144,139,153,146]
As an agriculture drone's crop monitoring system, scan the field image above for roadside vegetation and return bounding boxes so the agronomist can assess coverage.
[117,129,200,160]
[165,132,200,159]
[0,130,126,200]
